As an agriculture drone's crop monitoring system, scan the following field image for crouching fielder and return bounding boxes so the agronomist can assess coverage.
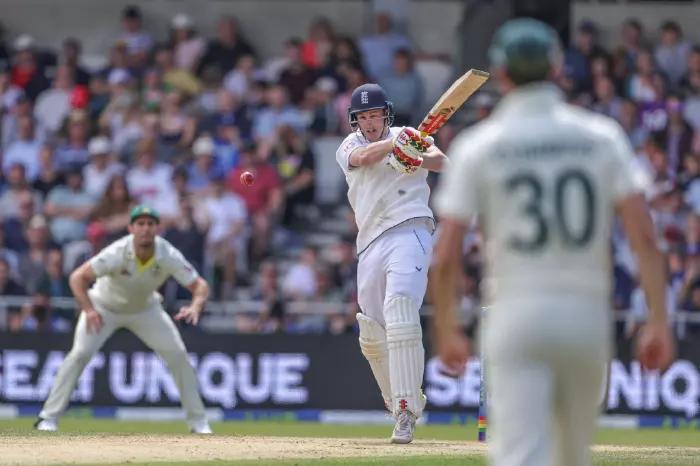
[35,205,212,434]
[336,83,447,443]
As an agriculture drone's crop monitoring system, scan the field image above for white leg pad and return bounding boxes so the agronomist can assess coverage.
[385,296,425,417]
[356,312,392,409]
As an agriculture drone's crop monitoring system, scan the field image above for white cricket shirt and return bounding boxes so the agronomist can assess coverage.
[436,84,649,304]
[336,127,434,253]
[88,235,199,313]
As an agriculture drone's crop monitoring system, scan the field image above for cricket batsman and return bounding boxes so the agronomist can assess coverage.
[34,205,213,434]
[430,19,675,466]
[335,83,447,443]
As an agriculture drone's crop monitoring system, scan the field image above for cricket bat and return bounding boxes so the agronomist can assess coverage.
[417,68,490,136]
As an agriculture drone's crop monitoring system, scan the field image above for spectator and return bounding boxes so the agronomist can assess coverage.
[169,13,206,73]
[154,46,201,97]
[163,195,207,303]
[118,5,154,69]
[301,17,335,70]
[200,173,247,298]
[10,35,49,101]
[126,138,178,221]
[278,39,319,106]
[378,48,424,126]
[33,64,74,136]
[618,18,647,73]
[0,228,20,279]
[44,165,95,244]
[141,67,164,109]
[252,85,305,144]
[1,189,40,252]
[654,20,690,89]
[83,136,126,198]
[592,75,623,121]
[618,99,647,149]
[253,260,286,333]
[324,36,363,85]
[54,109,91,170]
[200,89,253,143]
[223,54,257,102]
[660,94,694,178]
[268,125,316,227]
[89,174,133,242]
[358,11,411,81]
[212,113,243,172]
[32,144,65,198]
[0,163,42,220]
[17,214,54,294]
[308,76,340,135]
[61,37,90,86]
[197,16,255,78]
[0,62,23,115]
[0,256,25,298]
[282,246,317,300]
[565,20,608,94]
[62,220,109,275]
[229,145,282,263]
[158,90,196,155]
[2,115,42,181]
[187,136,224,195]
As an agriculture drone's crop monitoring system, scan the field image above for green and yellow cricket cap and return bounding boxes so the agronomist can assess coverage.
[488,18,562,84]
[129,204,160,224]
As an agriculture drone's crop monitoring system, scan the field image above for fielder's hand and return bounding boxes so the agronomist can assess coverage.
[84,308,104,334]
[389,127,429,174]
[175,305,202,325]
[436,328,471,377]
[635,322,675,371]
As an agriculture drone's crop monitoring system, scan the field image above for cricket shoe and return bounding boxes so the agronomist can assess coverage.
[391,410,417,444]
[190,419,213,434]
[34,417,58,432]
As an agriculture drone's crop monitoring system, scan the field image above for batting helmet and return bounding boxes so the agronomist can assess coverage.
[347,83,394,130]
[488,18,562,85]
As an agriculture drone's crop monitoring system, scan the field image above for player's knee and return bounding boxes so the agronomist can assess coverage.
[356,312,387,360]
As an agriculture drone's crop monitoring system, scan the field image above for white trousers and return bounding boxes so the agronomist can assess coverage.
[357,219,434,325]
[484,297,610,466]
[39,304,207,425]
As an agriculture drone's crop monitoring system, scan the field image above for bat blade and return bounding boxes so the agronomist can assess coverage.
[417,68,490,136]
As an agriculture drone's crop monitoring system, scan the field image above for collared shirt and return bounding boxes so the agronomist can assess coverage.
[436,83,649,304]
[89,235,198,313]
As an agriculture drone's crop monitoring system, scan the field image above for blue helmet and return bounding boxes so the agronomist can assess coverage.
[347,83,394,130]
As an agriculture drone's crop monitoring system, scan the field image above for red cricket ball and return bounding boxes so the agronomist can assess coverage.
[240,171,255,186]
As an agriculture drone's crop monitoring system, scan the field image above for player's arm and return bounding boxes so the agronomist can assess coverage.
[68,261,103,333]
[348,138,393,168]
[420,144,448,172]
[174,277,210,325]
[429,217,471,375]
[617,193,675,370]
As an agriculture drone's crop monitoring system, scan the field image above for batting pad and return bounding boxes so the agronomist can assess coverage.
[356,312,392,409]
[385,296,425,417]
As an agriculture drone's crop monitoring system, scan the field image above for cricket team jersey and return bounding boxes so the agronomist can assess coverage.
[436,84,649,304]
[88,235,199,313]
[336,127,434,253]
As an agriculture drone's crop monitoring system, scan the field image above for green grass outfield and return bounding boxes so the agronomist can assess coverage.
[1,418,699,465]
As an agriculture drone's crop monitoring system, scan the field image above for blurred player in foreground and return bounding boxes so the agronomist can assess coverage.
[430,18,675,466]
[35,205,212,434]
[336,83,447,443]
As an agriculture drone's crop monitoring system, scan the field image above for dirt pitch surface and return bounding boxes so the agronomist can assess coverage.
[3,435,699,465]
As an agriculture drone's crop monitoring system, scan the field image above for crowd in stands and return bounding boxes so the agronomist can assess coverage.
[0,7,699,336]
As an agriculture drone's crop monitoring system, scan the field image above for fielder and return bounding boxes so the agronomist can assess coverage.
[431,19,674,466]
[336,83,447,443]
[35,205,213,434]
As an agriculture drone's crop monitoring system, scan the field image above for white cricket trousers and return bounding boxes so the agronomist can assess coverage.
[484,296,610,466]
[39,304,207,424]
[357,219,434,325]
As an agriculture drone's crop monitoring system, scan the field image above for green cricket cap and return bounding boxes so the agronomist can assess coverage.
[129,204,160,224]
